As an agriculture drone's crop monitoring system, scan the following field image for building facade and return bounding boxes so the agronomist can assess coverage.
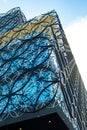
[0,7,87,130]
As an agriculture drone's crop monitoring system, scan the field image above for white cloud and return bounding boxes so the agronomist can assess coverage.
[65,16,87,90]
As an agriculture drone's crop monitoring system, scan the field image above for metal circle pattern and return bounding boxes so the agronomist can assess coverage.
[0,35,59,121]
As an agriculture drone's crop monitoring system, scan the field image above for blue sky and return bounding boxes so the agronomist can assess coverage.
[0,0,87,27]
[0,0,87,90]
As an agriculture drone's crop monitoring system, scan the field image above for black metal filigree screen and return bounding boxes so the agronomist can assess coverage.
[0,9,64,121]
[0,8,86,130]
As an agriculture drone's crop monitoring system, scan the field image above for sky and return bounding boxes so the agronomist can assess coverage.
[0,0,87,90]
